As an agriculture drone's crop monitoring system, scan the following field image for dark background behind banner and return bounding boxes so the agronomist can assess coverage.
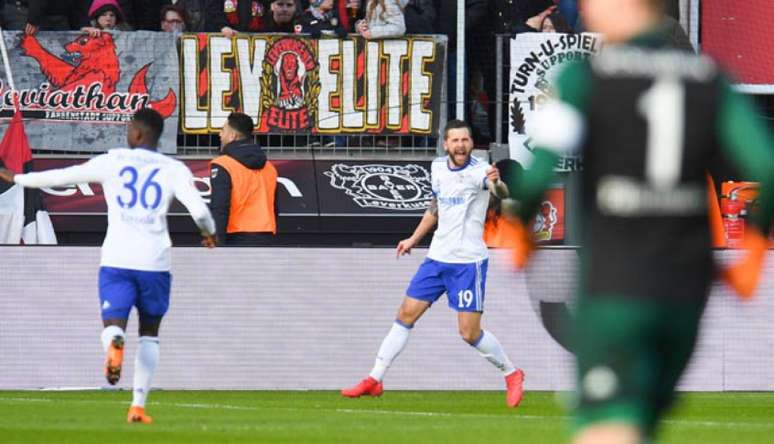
[34,157,430,245]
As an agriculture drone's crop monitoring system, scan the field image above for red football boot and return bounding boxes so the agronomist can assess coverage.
[341,377,384,398]
[104,335,124,385]
[505,369,525,407]
[127,406,153,424]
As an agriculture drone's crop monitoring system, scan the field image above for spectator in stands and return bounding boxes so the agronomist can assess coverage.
[513,4,572,33]
[403,0,433,34]
[263,0,297,32]
[2,0,88,33]
[207,0,269,37]
[210,112,278,246]
[160,4,187,32]
[118,0,163,30]
[295,0,347,38]
[161,0,206,32]
[82,0,132,35]
[558,0,580,32]
[355,0,406,39]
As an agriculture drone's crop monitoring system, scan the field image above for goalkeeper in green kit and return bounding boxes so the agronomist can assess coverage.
[504,0,774,443]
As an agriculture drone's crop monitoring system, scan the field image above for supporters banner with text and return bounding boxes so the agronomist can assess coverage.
[178,34,446,135]
[0,31,179,153]
[508,33,601,171]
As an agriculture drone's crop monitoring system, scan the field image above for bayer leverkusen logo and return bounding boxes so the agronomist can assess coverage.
[325,164,433,211]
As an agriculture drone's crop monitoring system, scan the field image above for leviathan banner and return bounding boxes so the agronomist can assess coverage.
[509,33,601,171]
[179,34,446,135]
[0,31,179,153]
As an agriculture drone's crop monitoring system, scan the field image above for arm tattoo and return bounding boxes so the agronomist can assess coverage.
[427,197,438,216]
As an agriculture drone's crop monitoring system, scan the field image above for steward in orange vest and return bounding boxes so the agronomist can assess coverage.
[210,112,278,246]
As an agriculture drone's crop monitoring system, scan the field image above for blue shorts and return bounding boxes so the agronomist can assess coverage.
[406,258,488,312]
[98,266,172,321]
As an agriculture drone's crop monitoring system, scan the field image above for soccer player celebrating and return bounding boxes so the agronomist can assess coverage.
[506,0,774,442]
[341,119,526,407]
[0,109,217,424]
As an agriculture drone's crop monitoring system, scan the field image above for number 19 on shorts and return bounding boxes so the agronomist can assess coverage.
[458,290,474,308]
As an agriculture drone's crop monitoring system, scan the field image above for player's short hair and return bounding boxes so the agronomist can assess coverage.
[132,108,164,144]
[443,119,473,140]
[226,112,255,138]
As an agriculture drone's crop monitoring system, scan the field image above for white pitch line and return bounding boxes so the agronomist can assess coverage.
[2,397,774,430]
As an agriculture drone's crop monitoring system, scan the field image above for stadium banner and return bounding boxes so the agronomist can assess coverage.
[508,33,601,171]
[0,31,179,153]
[0,247,772,391]
[178,34,446,135]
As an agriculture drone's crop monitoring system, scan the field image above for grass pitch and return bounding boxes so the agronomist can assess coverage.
[1,391,772,443]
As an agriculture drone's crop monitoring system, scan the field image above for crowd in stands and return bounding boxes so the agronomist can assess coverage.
[0,0,683,149]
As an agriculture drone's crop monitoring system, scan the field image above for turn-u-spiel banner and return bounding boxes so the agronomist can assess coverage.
[0,31,179,153]
[509,33,601,171]
[179,34,446,135]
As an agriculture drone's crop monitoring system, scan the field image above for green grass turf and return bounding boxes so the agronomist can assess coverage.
[0,391,772,443]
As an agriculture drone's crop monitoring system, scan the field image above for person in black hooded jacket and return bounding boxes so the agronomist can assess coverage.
[210,113,278,246]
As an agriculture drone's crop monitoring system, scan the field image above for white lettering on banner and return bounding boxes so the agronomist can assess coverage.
[209,36,234,129]
[181,38,208,131]
[180,35,440,134]
[383,40,408,128]
[509,33,602,172]
[41,183,96,197]
[236,37,266,124]
[318,39,340,131]
[366,41,380,127]
[410,40,433,133]
[341,40,363,130]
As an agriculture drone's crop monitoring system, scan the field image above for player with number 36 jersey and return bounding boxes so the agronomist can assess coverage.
[0,109,216,424]
[15,146,214,271]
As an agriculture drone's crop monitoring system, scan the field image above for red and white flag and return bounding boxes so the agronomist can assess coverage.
[0,103,56,244]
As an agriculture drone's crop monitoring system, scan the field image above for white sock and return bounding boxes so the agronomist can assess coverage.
[471,330,516,375]
[368,320,412,381]
[100,325,125,352]
[131,336,160,408]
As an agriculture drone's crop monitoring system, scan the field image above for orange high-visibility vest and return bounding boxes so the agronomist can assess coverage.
[211,155,278,234]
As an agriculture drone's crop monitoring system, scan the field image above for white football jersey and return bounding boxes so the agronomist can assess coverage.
[427,155,490,263]
[15,148,215,271]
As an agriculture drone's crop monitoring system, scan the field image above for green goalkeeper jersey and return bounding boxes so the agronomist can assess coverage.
[510,30,774,301]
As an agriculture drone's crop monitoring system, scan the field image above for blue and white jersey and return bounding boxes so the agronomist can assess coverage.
[427,155,490,263]
[15,148,215,271]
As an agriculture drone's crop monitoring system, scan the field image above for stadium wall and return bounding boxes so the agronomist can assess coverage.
[1,248,772,391]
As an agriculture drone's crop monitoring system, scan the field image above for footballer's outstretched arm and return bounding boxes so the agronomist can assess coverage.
[4,155,107,188]
[509,62,589,222]
[396,197,438,257]
[172,164,217,246]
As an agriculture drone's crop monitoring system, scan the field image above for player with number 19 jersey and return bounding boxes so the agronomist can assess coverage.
[427,155,491,264]
[14,148,215,271]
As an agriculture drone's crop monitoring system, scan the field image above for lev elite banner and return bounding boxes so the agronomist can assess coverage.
[0,31,179,153]
[179,34,446,135]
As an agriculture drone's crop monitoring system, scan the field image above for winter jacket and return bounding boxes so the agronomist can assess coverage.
[364,0,407,39]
